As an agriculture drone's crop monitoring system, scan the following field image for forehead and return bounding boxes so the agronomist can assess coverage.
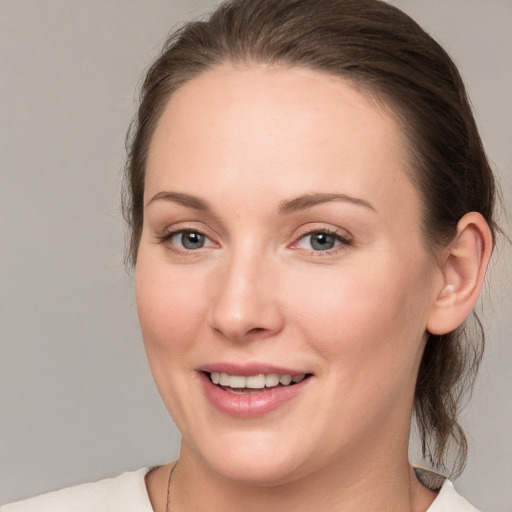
[145,64,419,221]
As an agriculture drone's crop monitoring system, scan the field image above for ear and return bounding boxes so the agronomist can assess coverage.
[427,212,493,335]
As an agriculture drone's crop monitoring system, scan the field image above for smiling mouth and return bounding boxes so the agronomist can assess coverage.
[206,372,312,394]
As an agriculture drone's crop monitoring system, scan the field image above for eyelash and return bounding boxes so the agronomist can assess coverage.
[292,228,353,256]
[155,227,353,256]
[155,227,215,255]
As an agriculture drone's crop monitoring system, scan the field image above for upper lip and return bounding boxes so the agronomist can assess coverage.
[199,362,309,376]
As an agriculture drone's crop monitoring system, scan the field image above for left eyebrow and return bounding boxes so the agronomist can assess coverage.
[278,193,376,215]
[145,191,212,213]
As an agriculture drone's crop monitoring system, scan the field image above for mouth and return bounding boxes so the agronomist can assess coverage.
[205,371,312,394]
[199,367,314,417]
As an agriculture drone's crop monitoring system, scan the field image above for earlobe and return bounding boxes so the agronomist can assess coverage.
[427,212,493,335]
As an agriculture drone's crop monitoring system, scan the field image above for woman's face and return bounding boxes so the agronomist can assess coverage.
[136,65,441,484]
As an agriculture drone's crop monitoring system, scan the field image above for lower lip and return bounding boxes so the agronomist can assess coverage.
[199,373,311,418]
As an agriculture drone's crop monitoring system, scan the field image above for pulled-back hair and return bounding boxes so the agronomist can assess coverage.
[123,0,497,476]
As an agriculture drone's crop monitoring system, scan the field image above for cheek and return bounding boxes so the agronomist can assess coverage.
[287,258,434,434]
[135,258,208,359]
[286,256,432,370]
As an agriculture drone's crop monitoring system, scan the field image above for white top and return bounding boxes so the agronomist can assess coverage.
[1,467,481,511]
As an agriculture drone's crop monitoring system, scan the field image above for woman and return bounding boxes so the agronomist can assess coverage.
[2,0,501,510]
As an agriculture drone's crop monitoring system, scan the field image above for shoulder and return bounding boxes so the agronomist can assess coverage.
[427,480,481,512]
[1,468,154,512]
[414,467,481,511]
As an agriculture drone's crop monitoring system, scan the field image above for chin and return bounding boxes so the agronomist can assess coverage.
[210,458,305,487]
[185,430,314,486]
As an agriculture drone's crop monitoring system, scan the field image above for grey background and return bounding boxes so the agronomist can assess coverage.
[0,0,511,509]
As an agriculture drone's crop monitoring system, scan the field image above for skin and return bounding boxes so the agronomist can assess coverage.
[137,64,452,511]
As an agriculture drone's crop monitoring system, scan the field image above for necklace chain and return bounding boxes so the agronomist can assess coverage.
[164,461,418,511]
[165,462,178,512]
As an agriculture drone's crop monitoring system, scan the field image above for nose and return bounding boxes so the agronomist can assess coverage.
[208,249,284,342]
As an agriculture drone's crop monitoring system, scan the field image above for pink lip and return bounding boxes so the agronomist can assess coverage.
[198,366,312,418]
[199,362,306,376]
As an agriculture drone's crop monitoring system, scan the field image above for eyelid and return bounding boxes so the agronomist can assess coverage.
[292,223,353,241]
[290,225,353,254]
[155,222,219,252]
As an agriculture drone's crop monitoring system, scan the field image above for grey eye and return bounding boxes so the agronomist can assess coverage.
[309,232,336,251]
[175,231,206,249]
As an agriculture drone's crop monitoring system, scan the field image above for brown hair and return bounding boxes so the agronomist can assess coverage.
[123,0,497,476]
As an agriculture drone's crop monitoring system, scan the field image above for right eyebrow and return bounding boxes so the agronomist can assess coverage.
[278,193,376,215]
[145,191,212,213]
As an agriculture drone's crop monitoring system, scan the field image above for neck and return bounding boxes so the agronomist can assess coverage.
[159,439,436,512]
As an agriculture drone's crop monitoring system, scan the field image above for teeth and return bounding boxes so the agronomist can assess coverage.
[229,375,246,388]
[279,375,292,385]
[265,373,280,387]
[246,375,266,389]
[209,372,307,389]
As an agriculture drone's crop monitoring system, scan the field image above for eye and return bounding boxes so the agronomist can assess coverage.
[156,226,219,256]
[170,230,208,250]
[295,230,352,252]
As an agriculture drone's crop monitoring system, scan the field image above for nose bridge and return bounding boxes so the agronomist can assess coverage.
[209,239,282,341]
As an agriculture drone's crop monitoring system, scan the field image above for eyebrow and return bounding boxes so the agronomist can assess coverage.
[279,193,376,215]
[145,191,212,212]
[145,191,376,215]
